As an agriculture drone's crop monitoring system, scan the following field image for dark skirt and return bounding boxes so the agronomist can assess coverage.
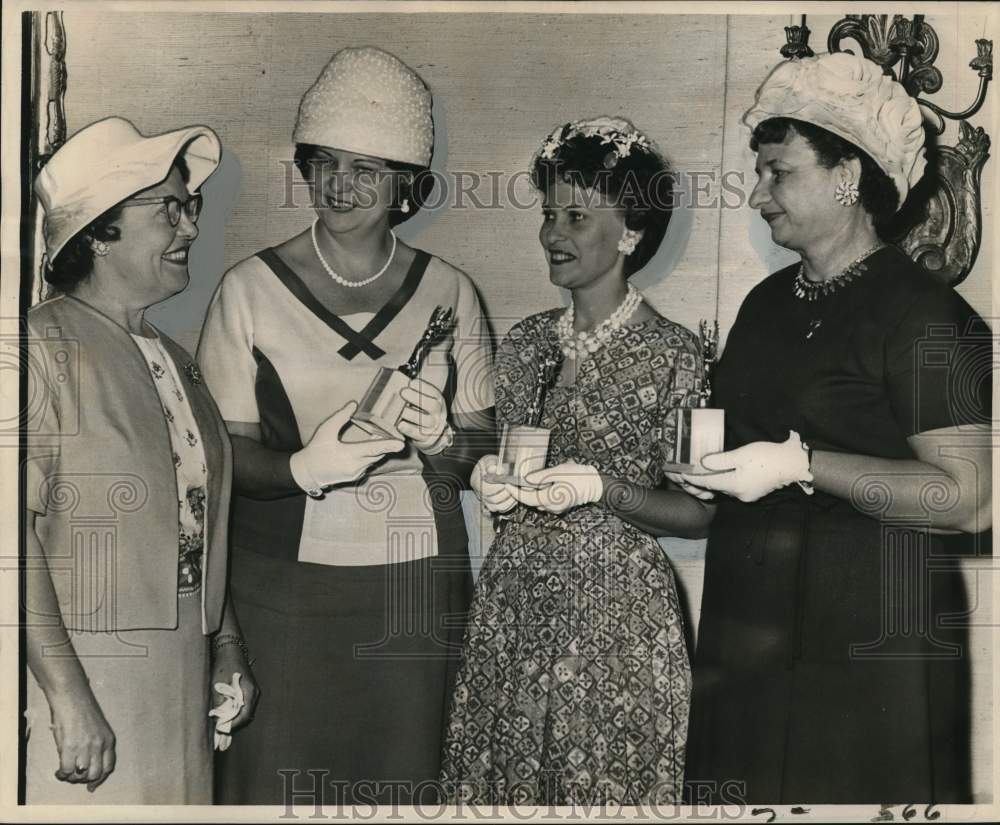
[684,495,972,804]
[215,542,472,805]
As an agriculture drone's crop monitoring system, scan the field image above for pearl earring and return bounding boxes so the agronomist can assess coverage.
[617,228,640,255]
[400,198,410,214]
[835,179,860,206]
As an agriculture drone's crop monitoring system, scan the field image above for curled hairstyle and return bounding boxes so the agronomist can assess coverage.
[531,129,674,277]
[750,117,900,236]
[294,143,435,228]
[44,156,192,293]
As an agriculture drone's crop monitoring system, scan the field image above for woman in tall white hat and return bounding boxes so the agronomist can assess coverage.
[198,46,495,804]
[677,52,991,802]
[25,117,257,803]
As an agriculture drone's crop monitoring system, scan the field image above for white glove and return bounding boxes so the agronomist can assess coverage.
[289,401,404,496]
[471,454,517,514]
[678,430,813,503]
[397,377,452,454]
[508,462,604,515]
[209,672,245,752]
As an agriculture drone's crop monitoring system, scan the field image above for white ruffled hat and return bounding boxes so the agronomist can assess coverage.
[743,52,927,208]
[293,46,433,167]
[35,116,221,262]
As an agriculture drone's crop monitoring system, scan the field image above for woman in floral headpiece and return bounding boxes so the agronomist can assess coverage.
[677,52,991,802]
[440,117,716,805]
[198,47,495,804]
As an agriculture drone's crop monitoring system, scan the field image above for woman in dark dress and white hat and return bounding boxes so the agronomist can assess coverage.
[678,52,991,803]
[198,46,494,804]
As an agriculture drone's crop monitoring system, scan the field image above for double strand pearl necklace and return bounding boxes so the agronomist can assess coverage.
[792,243,884,302]
[311,220,397,288]
[556,283,643,360]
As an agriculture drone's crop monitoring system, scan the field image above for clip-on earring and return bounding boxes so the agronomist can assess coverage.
[834,179,860,206]
[91,240,111,257]
[617,228,640,255]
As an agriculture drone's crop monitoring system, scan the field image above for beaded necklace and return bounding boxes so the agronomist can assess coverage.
[555,283,643,361]
[311,220,397,288]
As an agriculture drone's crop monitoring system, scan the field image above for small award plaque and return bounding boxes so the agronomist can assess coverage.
[352,306,455,440]
[662,319,728,475]
[485,343,562,487]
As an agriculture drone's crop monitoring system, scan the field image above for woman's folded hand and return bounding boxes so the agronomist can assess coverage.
[398,378,452,454]
[508,462,603,515]
[678,431,813,503]
[48,688,116,792]
[290,401,404,495]
[471,454,517,514]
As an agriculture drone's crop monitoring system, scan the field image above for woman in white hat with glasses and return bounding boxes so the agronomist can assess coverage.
[677,52,991,802]
[25,117,257,803]
[198,47,494,804]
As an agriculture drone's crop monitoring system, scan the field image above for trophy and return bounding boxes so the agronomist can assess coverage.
[484,342,563,487]
[663,319,727,474]
[352,306,455,439]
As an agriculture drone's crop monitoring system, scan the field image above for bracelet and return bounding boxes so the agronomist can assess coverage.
[212,633,251,663]
[797,439,816,496]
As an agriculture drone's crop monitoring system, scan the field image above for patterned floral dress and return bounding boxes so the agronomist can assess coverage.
[441,309,703,805]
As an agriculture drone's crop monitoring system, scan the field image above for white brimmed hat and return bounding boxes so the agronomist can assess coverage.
[743,52,926,208]
[293,46,433,167]
[35,116,221,262]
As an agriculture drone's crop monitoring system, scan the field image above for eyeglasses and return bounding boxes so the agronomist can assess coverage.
[120,193,203,226]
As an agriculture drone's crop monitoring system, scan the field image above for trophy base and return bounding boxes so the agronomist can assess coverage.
[352,367,409,440]
[662,461,734,476]
[669,407,725,468]
[482,472,551,490]
[489,424,550,487]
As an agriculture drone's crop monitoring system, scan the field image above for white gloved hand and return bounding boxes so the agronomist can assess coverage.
[508,462,604,515]
[289,401,404,496]
[209,672,245,752]
[678,430,813,503]
[397,377,452,454]
[471,454,517,514]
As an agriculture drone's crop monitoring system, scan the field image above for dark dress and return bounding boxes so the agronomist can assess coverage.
[441,310,702,805]
[684,247,991,803]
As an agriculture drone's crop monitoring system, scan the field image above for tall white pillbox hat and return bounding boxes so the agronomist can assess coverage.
[293,46,434,167]
[35,116,221,262]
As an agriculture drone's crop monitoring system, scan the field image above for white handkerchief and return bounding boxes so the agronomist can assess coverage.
[209,672,245,751]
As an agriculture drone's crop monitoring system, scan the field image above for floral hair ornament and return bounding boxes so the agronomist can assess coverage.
[537,116,663,170]
[743,52,927,209]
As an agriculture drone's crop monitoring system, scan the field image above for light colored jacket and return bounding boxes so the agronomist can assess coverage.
[25,294,231,633]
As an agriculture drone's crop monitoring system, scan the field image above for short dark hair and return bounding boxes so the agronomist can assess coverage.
[749,117,900,235]
[44,156,192,293]
[530,129,674,277]
[294,143,433,228]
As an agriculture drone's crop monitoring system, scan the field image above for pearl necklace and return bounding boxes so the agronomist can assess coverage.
[556,284,643,360]
[310,220,397,288]
[793,244,884,302]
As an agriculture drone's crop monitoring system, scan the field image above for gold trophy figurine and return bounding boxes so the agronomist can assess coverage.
[485,343,563,487]
[663,318,727,474]
[352,306,456,440]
